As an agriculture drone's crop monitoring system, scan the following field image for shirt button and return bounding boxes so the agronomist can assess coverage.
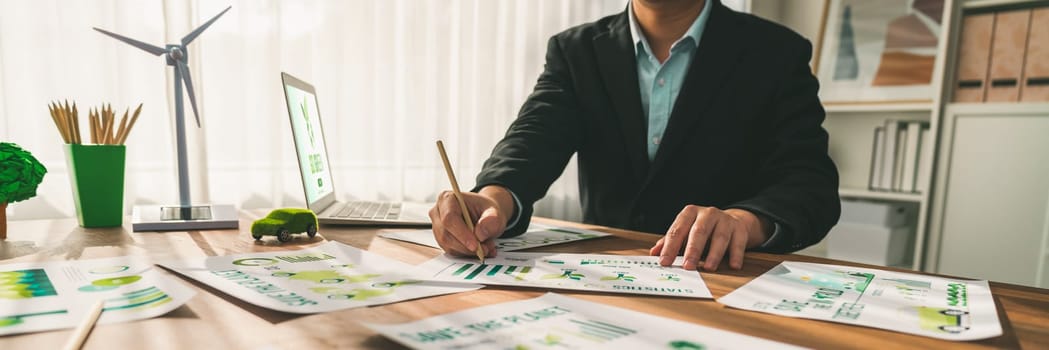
[658,78,665,86]
[652,137,660,145]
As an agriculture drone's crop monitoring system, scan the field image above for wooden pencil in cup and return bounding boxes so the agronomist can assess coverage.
[48,102,69,143]
[116,104,143,145]
[435,140,486,263]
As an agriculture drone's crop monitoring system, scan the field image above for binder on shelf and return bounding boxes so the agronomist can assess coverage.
[1021,8,1049,102]
[900,122,924,193]
[893,127,908,191]
[869,127,885,191]
[915,127,933,194]
[880,120,900,191]
[953,13,995,103]
[986,9,1032,102]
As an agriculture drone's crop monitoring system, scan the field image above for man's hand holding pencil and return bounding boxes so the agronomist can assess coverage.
[431,141,516,261]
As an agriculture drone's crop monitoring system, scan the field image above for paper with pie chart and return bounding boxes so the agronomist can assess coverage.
[363,293,803,350]
[416,253,711,298]
[378,223,610,252]
[158,241,481,314]
[0,256,194,336]
[717,262,1002,341]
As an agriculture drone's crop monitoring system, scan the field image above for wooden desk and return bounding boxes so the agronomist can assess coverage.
[1,210,1046,349]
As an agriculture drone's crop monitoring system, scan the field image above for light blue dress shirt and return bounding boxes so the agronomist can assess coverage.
[628,0,711,160]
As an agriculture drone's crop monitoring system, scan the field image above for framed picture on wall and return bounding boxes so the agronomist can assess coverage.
[815,0,946,104]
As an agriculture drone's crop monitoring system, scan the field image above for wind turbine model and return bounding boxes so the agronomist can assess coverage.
[94,6,238,231]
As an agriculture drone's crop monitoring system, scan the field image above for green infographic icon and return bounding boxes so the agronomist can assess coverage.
[0,269,58,299]
[232,258,279,266]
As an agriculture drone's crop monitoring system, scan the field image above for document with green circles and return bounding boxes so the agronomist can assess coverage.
[416,253,712,298]
[158,241,480,314]
[364,293,803,350]
[0,256,194,336]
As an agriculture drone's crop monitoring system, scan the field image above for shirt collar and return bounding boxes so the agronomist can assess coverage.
[627,0,712,58]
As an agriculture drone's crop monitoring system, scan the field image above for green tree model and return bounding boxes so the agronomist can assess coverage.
[0,143,47,239]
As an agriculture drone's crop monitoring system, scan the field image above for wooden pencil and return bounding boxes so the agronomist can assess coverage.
[61,300,104,350]
[49,102,69,143]
[71,103,81,144]
[88,110,95,144]
[435,140,486,263]
[117,103,143,145]
[113,108,128,146]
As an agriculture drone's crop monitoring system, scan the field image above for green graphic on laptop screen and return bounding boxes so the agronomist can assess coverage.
[286,84,334,204]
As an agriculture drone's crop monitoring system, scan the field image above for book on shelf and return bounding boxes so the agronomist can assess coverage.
[868,127,884,191]
[868,120,930,194]
[900,122,923,193]
[893,127,907,191]
[915,126,933,194]
[880,120,900,190]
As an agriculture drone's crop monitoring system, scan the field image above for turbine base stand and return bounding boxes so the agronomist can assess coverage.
[132,204,239,231]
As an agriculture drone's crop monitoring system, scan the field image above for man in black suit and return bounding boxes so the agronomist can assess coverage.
[430,0,839,271]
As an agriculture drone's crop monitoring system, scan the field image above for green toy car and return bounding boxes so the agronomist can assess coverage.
[251,208,318,242]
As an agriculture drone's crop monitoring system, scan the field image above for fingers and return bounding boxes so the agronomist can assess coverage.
[682,209,717,271]
[728,225,749,270]
[431,191,480,256]
[702,223,731,271]
[482,239,498,258]
[475,206,505,242]
[476,206,505,258]
[648,237,664,256]
[659,206,698,266]
[655,205,752,271]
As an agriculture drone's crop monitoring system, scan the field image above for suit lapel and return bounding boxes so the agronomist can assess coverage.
[646,2,747,185]
[593,12,649,181]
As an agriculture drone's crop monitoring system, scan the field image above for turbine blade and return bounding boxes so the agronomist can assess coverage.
[176,61,202,128]
[181,6,232,46]
[93,27,167,56]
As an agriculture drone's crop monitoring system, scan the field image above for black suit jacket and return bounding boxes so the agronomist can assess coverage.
[474,1,840,253]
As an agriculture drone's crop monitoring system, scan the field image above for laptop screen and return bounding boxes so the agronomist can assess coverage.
[284,81,335,205]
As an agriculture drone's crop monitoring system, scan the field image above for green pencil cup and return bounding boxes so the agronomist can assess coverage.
[64,144,126,227]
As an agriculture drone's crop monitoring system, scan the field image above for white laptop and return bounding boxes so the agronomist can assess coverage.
[281,72,431,225]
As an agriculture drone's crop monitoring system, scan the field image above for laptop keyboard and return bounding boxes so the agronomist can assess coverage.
[333,201,402,220]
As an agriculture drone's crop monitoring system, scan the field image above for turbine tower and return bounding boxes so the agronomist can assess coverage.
[94,6,238,231]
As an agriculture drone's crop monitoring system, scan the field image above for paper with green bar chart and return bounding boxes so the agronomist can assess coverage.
[0,256,194,336]
[416,253,712,298]
[379,223,610,252]
[363,293,803,350]
[158,241,480,314]
[717,262,1002,341]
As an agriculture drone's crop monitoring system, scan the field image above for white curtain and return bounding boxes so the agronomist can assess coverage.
[0,0,626,222]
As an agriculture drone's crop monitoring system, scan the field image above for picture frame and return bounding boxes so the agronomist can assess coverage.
[814,0,947,104]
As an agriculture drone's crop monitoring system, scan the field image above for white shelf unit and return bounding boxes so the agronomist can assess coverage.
[927,102,1049,287]
[919,0,1049,288]
[752,0,960,271]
